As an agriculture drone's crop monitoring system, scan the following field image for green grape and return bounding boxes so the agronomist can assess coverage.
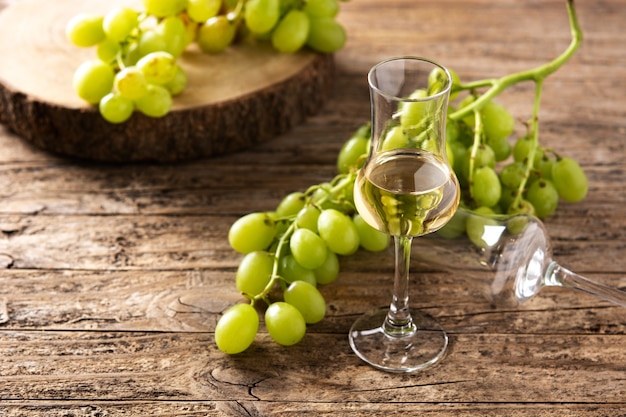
[446,118,461,143]
[508,198,536,216]
[436,209,466,239]
[470,166,501,208]
[481,100,515,142]
[163,65,188,96]
[97,38,121,63]
[353,214,389,252]
[66,14,105,47]
[295,205,320,233]
[400,89,428,128]
[197,15,237,54]
[99,93,134,124]
[313,250,339,284]
[380,125,408,152]
[187,0,222,22]
[499,161,526,189]
[337,135,368,174]
[289,228,328,270]
[138,29,168,57]
[122,41,142,66]
[183,21,199,47]
[498,186,518,213]
[135,84,172,117]
[447,68,462,100]
[465,206,498,248]
[236,251,274,297]
[534,150,554,180]
[317,209,360,255]
[271,10,310,54]
[244,0,280,34]
[114,66,149,100]
[526,179,559,219]
[215,303,259,354]
[276,191,306,217]
[143,0,187,17]
[158,15,187,57]
[512,136,533,163]
[486,135,512,162]
[448,140,466,180]
[551,157,588,203]
[264,302,306,346]
[278,254,317,286]
[103,7,138,42]
[460,144,495,182]
[306,17,346,53]
[228,212,276,254]
[283,281,326,324]
[303,0,339,18]
[72,60,115,104]
[136,51,178,85]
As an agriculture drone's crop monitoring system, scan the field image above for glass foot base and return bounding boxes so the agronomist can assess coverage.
[349,308,448,373]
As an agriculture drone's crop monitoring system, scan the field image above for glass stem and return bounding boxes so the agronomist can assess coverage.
[384,235,416,336]
[545,261,626,307]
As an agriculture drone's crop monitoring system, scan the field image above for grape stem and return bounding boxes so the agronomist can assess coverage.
[248,171,357,306]
[448,0,580,209]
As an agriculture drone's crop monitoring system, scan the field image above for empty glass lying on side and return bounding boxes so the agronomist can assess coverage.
[414,208,626,308]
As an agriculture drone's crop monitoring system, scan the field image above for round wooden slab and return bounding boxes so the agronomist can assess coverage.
[0,0,334,162]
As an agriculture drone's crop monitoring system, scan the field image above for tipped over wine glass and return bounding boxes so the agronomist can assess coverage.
[416,208,626,308]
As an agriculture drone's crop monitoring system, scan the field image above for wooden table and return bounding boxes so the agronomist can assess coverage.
[1,0,625,415]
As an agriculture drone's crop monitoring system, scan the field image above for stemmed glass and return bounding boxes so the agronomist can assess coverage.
[417,208,626,308]
[349,57,460,372]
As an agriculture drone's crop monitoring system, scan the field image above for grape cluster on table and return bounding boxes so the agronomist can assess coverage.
[66,0,345,123]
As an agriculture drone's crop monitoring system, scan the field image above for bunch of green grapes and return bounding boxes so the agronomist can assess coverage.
[216,125,390,354]
[66,0,346,123]
[447,85,588,220]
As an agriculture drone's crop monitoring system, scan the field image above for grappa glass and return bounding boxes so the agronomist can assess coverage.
[349,56,460,372]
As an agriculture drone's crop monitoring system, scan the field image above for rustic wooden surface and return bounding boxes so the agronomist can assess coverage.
[1,0,625,415]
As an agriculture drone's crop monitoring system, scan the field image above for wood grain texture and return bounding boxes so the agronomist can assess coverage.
[0,0,625,415]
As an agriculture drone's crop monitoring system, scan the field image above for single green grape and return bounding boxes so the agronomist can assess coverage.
[97,38,121,63]
[284,280,326,324]
[114,66,149,100]
[142,0,187,17]
[460,144,495,182]
[465,206,498,248]
[236,251,274,298]
[436,209,466,239]
[215,303,259,354]
[138,29,168,57]
[289,228,328,270]
[278,254,317,286]
[187,0,222,22]
[353,214,389,252]
[486,135,512,162]
[103,7,138,43]
[134,84,172,117]
[136,51,178,85]
[244,0,281,34]
[470,166,501,208]
[317,209,360,255]
[313,250,339,285]
[276,191,306,217]
[512,136,533,163]
[526,179,559,219]
[157,15,187,57]
[306,17,346,53]
[99,93,134,124]
[264,302,307,346]
[499,161,526,189]
[271,10,310,53]
[380,125,408,152]
[303,0,339,18]
[295,205,321,233]
[481,100,515,142]
[72,60,115,104]
[551,157,588,203]
[197,15,237,54]
[66,14,105,47]
[228,212,276,254]
[163,65,188,96]
[400,89,428,128]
